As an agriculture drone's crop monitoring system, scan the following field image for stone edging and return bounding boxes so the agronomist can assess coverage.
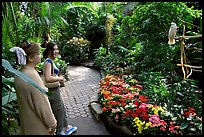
[103,116,133,135]
[89,95,133,135]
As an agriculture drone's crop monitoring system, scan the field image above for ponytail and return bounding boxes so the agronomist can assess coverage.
[43,48,48,59]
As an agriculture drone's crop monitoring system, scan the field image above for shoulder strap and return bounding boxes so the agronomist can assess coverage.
[43,60,54,76]
[51,61,54,76]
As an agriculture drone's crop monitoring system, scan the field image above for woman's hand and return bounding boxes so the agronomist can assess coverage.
[59,75,65,87]
[49,123,57,135]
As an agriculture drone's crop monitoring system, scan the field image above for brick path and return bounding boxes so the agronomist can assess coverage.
[60,66,110,135]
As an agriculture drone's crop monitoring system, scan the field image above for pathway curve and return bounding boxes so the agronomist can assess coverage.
[60,66,110,135]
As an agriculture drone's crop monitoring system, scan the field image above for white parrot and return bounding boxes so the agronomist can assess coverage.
[168,22,178,45]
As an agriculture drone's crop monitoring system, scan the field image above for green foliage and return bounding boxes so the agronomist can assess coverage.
[105,2,202,83]
[54,56,69,77]
[136,71,169,105]
[2,2,202,135]
[86,23,106,56]
[93,46,107,68]
[94,47,127,76]
[2,59,49,96]
[170,79,202,116]
[116,2,200,74]
[60,40,90,65]
[57,2,99,41]
[168,104,202,135]
[2,77,16,106]
[2,101,20,135]
[2,71,19,135]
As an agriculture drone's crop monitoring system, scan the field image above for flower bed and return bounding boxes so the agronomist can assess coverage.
[98,74,202,135]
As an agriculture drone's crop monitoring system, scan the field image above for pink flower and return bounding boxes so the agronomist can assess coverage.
[112,108,121,113]
[139,103,147,111]
[124,93,135,100]
[149,114,160,124]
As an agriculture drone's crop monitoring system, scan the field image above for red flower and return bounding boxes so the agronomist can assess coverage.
[125,110,133,117]
[183,110,191,117]
[122,103,126,107]
[188,107,195,112]
[131,112,139,117]
[135,108,141,114]
[102,107,107,112]
[119,98,126,103]
[107,106,111,110]
[121,116,125,121]
[141,113,149,121]
[139,95,150,103]
[133,101,139,107]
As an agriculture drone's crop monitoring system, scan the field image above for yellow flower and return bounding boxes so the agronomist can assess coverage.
[138,124,143,134]
[133,117,139,122]
[137,120,146,134]
[154,109,158,114]
[133,117,146,134]
[144,122,151,129]
[157,106,164,112]
[148,104,153,109]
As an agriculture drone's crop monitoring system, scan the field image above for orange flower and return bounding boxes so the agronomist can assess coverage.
[139,95,150,103]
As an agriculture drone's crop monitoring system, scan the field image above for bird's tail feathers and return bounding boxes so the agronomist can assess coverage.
[168,38,175,45]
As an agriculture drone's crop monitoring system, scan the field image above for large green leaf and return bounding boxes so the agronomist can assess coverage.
[118,45,128,52]
[2,59,49,96]
[2,92,16,106]
[2,76,15,88]
[2,107,17,115]
[180,121,189,130]
[60,16,69,26]
[43,16,50,28]
[66,5,99,18]
[2,76,14,83]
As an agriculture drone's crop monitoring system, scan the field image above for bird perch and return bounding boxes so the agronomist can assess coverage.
[176,25,202,80]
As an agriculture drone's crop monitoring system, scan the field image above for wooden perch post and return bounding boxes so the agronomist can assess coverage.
[177,64,202,69]
[176,25,202,80]
[182,35,202,39]
[179,25,187,79]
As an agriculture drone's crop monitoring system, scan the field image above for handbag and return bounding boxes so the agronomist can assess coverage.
[42,60,60,88]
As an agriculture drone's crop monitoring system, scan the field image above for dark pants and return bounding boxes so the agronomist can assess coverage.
[48,87,68,134]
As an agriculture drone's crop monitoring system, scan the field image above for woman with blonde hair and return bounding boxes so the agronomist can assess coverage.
[13,40,57,135]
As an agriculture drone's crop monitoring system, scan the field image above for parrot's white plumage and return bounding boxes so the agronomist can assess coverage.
[168,22,178,45]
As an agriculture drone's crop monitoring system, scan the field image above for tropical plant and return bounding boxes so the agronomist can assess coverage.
[54,56,69,80]
[2,75,19,135]
[98,74,202,135]
[61,37,91,65]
